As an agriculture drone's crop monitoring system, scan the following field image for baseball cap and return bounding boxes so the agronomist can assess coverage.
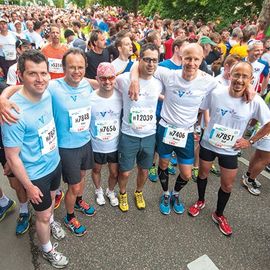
[199,36,217,46]
[16,39,32,49]
[97,62,116,77]
[14,20,21,25]
[0,17,8,23]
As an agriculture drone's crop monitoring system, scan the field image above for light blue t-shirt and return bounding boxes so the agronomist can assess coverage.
[2,91,60,181]
[48,78,93,148]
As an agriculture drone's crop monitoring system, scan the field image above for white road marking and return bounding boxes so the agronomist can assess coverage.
[187,254,219,270]
[238,157,270,179]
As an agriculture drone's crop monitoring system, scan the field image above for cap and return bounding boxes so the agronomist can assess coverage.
[199,36,217,46]
[0,17,8,23]
[14,20,21,25]
[97,62,116,77]
[64,29,75,39]
[16,39,31,49]
[73,38,86,52]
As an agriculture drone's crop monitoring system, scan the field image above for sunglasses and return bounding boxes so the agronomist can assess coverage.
[98,76,116,82]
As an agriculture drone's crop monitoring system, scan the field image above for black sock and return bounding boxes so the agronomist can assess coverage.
[174,174,188,192]
[246,171,251,177]
[158,167,169,191]
[66,212,75,221]
[248,177,255,183]
[216,188,231,217]
[76,196,82,204]
[197,176,207,201]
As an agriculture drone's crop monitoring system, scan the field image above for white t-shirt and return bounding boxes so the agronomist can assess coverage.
[215,73,230,87]
[89,90,123,153]
[116,72,162,138]
[154,66,218,131]
[200,85,270,155]
[0,32,17,60]
[6,62,17,85]
[112,58,129,75]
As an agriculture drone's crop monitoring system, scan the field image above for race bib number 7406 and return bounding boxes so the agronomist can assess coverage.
[163,126,188,148]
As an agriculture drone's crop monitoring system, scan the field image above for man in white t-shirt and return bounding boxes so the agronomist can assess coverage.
[189,62,270,236]
[112,35,134,75]
[116,43,163,212]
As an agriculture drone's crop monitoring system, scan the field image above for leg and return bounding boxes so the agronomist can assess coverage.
[106,163,119,207]
[118,170,131,212]
[92,163,102,189]
[136,166,148,192]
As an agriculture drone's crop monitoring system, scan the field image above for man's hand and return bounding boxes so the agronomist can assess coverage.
[128,80,139,101]
[243,84,256,103]
[26,185,43,205]
[234,138,251,150]
[0,96,20,125]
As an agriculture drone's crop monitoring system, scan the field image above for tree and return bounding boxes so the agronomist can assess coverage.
[258,0,270,34]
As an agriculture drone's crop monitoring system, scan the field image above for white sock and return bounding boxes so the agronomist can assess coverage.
[163,191,170,196]
[42,241,53,253]
[19,202,29,214]
[172,190,179,196]
[49,214,54,225]
[56,189,61,196]
[0,194,9,207]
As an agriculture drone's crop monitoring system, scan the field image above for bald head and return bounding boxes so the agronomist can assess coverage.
[182,43,204,59]
[230,61,253,76]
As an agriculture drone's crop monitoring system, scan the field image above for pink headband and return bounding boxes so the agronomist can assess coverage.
[97,62,116,77]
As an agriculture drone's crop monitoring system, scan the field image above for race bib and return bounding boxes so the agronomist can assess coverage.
[95,119,120,141]
[69,106,91,133]
[2,44,16,61]
[163,126,188,148]
[129,107,155,130]
[38,119,57,155]
[48,58,63,73]
[209,124,240,149]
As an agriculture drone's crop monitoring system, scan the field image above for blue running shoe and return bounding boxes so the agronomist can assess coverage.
[74,200,96,216]
[0,199,16,222]
[170,155,177,166]
[171,193,185,214]
[168,162,176,175]
[159,194,171,215]
[148,166,158,182]
[64,216,86,236]
[16,212,31,235]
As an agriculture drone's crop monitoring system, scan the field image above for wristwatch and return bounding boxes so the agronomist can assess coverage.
[249,139,255,145]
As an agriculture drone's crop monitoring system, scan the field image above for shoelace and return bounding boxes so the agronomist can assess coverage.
[49,243,63,261]
[164,195,170,206]
[70,218,81,229]
[78,200,89,210]
[173,195,181,205]
[51,221,62,232]
[121,195,128,205]
[136,193,143,203]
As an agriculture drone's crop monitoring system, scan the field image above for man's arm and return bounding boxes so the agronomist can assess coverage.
[234,122,270,149]
[86,78,99,90]
[0,85,21,124]
[5,147,43,204]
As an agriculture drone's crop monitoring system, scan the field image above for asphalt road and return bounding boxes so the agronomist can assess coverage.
[1,148,270,270]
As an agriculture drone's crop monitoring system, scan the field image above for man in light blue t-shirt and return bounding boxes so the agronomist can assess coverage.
[1,50,68,269]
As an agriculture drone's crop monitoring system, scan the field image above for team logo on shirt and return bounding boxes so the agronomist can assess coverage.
[216,108,238,118]
[96,110,119,118]
[176,90,192,97]
[70,95,77,102]
[39,115,45,124]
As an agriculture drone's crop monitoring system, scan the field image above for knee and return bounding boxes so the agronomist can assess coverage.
[69,184,81,195]
[181,171,192,181]
[9,179,25,193]
[221,183,233,193]
[110,171,118,180]
[37,211,51,223]
[92,167,101,174]
[159,159,169,170]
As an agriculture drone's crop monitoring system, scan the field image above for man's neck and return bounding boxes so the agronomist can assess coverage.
[93,47,103,54]
[118,54,129,62]
[20,87,42,102]
[170,55,181,66]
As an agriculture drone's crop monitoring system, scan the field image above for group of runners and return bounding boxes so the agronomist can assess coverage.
[0,4,270,269]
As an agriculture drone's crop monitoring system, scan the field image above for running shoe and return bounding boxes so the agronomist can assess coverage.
[16,212,31,235]
[242,173,261,188]
[212,212,232,236]
[192,167,199,182]
[51,221,66,240]
[134,191,146,209]
[168,162,176,175]
[95,188,106,206]
[171,193,185,214]
[63,216,86,236]
[42,242,69,268]
[242,177,261,196]
[188,200,205,217]
[74,200,96,216]
[0,199,16,222]
[148,165,158,182]
[159,194,171,215]
[105,189,119,206]
[54,191,64,210]
[170,154,177,166]
[210,164,220,177]
[118,193,129,212]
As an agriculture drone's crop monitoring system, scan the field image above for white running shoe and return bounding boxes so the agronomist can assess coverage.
[95,188,106,205]
[50,221,66,240]
[42,243,69,268]
[105,188,119,206]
